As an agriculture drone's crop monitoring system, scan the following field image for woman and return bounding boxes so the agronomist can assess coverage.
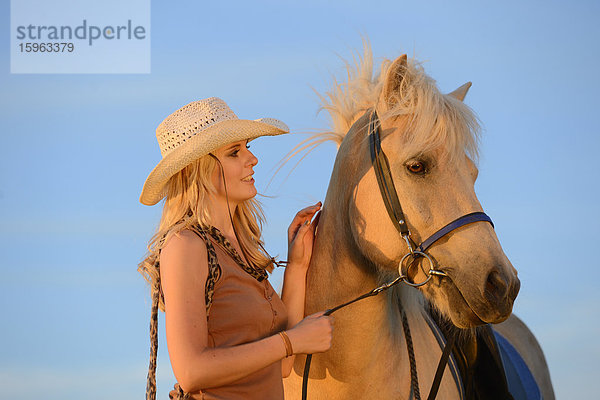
[138,97,333,400]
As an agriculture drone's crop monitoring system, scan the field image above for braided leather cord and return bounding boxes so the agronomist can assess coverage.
[401,308,421,400]
[146,276,161,400]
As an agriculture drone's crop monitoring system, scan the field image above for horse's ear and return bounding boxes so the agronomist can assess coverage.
[448,82,472,102]
[380,54,408,109]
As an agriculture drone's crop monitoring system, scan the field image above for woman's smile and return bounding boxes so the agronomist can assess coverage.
[241,173,254,183]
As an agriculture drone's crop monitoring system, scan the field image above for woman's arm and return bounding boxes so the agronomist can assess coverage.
[280,203,322,377]
[161,227,331,393]
[161,230,288,392]
[280,266,307,377]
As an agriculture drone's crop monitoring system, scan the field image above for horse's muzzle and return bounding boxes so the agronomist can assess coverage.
[481,269,520,322]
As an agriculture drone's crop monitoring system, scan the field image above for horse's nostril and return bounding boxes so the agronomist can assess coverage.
[485,270,508,304]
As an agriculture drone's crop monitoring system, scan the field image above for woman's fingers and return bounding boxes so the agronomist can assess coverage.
[293,219,312,243]
[293,202,322,222]
[288,202,322,241]
[309,310,327,318]
[296,202,322,216]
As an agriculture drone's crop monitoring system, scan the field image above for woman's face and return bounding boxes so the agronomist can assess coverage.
[211,139,258,204]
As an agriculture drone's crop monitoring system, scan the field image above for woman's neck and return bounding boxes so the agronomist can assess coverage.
[206,194,239,239]
[205,194,252,266]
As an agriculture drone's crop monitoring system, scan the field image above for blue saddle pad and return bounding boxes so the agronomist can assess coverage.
[493,330,542,400]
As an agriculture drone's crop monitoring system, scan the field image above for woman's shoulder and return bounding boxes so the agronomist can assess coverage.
[160,228,209,274]
[163,227,206,247]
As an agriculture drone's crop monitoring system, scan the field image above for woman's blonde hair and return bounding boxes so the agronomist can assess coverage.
[138,153,273,312]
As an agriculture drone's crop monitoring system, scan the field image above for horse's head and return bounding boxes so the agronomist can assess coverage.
[343,54,519,329]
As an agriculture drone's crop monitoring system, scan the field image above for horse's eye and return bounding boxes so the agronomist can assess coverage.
[407,162,426,174]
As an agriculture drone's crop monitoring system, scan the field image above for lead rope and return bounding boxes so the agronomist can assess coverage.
[401,307,421,400]
[302,276,404,399]
[427,329,457,400]
[300,283,456,400]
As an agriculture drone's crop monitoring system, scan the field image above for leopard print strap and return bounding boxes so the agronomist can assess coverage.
[190,226,223,316]
[145,228,222,400]
[203,225,268,282]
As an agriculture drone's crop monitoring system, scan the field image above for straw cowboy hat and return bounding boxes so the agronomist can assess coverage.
[140,97,289,206]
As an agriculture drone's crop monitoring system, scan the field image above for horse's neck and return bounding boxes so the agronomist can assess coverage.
[304,112,378,314]
[305,206,403,379]
[305,207,377,313]
[303,115,406,369]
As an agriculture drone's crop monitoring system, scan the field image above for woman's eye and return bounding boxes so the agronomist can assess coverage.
[407,162,426,174]
[230,150,239,157]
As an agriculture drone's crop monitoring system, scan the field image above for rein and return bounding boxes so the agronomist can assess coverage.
[300,110,494,400]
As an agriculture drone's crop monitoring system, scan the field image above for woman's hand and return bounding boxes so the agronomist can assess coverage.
[287,201,321,272]
[285,311,333,354]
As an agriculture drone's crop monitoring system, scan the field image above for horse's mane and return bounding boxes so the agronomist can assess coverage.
[283,41,481,167]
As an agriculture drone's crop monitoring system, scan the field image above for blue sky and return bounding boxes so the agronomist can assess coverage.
[1,0,599,398]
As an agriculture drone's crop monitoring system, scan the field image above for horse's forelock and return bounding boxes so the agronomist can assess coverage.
[310,42,481,164]
[380,62,481,164]
[278,42,481,182]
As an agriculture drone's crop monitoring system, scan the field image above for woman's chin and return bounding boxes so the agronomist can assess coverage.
[239,185,257,201]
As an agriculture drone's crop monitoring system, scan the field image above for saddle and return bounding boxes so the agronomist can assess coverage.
[428,306,541,400]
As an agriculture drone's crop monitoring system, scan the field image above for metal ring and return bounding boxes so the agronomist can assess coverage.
[398,251,435,287]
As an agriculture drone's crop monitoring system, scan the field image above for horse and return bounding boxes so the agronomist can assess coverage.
[282,47,554,399]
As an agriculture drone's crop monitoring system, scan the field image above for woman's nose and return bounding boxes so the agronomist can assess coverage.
[247,150,258,167]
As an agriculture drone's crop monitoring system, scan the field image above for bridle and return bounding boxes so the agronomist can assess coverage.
[368,109,493,288]
[301,109,495,400]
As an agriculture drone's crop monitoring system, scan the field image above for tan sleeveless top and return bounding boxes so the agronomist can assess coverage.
[184,226,289,400]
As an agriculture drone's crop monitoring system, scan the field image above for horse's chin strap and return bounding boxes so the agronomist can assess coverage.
[300,109,496,400]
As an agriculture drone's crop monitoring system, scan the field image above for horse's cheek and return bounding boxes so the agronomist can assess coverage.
[348,173,401,268]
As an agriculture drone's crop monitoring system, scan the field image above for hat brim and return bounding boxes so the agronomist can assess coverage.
[140,119,288,206]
